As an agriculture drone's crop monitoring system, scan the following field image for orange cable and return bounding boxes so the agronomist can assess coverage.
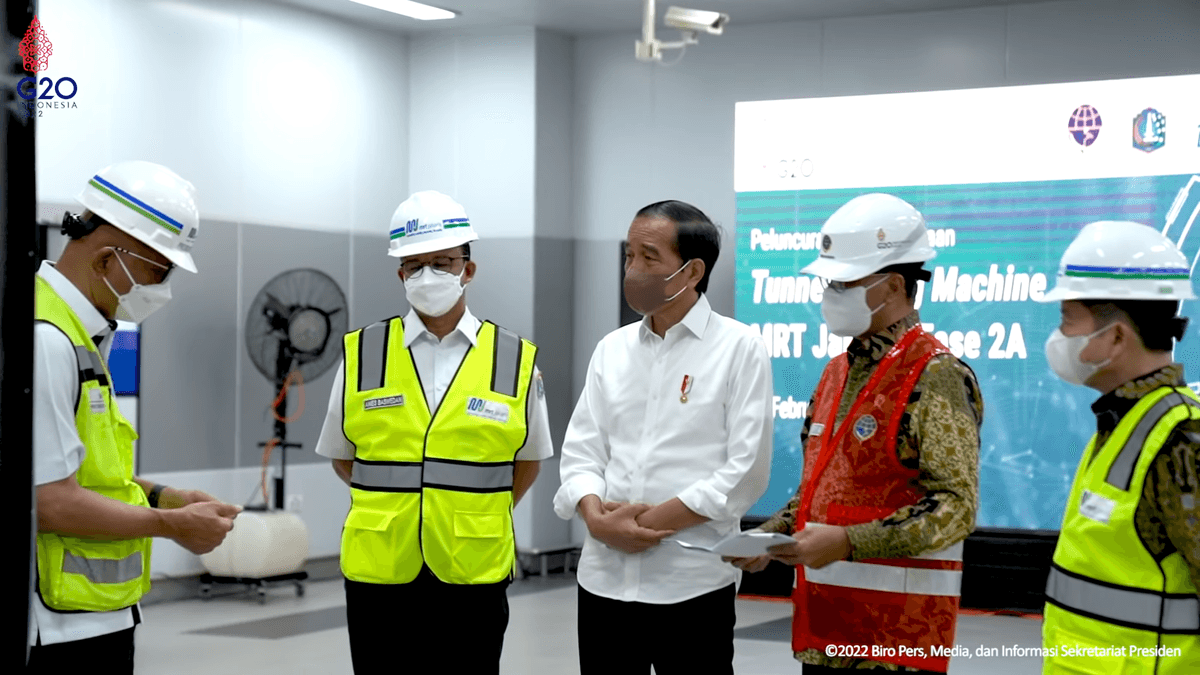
[259,369,306,504]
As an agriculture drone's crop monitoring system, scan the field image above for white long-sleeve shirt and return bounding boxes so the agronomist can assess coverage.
[554,293,774,604]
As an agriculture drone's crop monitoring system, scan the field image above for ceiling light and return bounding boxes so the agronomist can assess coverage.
[348,0,457,21]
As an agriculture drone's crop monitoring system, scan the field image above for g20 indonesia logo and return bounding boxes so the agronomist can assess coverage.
[16,16,78,119]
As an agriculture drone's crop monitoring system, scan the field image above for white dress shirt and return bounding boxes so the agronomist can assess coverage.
[31,261,138,647]
[315,307,553,462]
[554,293,774,604]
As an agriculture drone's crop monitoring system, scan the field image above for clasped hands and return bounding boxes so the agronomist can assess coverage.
[723,525,852,573]
[579,495,676,555]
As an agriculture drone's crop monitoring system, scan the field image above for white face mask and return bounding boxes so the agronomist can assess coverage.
[103,251,172,324]
[820,276,887,338]
[1044,324,1116,386]
[404,269,466,317]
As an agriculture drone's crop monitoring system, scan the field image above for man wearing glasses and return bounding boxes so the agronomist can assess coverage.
[30,161,241,673]
[315,190,552,675]
[730,193,982,674]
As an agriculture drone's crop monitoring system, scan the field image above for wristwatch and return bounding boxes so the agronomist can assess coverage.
[148,484,168,508]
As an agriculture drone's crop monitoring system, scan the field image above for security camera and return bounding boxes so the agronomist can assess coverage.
[635,0,729,63]
[664,6,728,35]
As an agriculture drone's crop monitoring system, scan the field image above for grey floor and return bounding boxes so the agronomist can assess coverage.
[132,574,1044,674]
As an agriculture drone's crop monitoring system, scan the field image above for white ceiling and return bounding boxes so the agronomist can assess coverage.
[274,0,1063,35]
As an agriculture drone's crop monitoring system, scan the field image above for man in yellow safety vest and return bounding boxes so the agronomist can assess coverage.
[315,190,552,675]
[1038,220,1200,674]
[30,161,241,673]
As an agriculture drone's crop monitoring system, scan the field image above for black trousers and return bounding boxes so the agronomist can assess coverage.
[26,626,135,674]
[344,569,510,675]
[577,584,736,675]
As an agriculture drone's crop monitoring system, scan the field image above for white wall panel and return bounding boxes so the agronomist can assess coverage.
[820,7,1008,95]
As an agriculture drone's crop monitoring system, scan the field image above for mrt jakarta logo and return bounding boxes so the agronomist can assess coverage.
[16,16,78,120]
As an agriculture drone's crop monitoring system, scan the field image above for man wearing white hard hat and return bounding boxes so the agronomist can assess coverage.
[29,161,242,673]
[732,193,983,674]
[1037,221,1200,674]
[314,190,552,675]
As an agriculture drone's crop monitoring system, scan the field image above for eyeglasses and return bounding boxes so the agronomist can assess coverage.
[111,247,173,284]
[401,256,467,279]
[819,274,885,293]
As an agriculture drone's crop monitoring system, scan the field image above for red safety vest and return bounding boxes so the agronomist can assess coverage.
[791,326,964,673]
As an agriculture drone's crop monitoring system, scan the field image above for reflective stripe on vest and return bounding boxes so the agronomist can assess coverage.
[63,551,143,585]
[1046,565,1200,633]
[491,327,522,398]
[424,458,514,492]
[351,459,514,493]
[1107,391,1200,490]
[355,321,524,400]
[358,322,389,392]
[802,524,964,597]
[73,345,109,387]
[352,460,422,492]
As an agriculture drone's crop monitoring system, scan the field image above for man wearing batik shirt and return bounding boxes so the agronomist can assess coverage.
[729,194,982,674]
[1037,221,1200,674]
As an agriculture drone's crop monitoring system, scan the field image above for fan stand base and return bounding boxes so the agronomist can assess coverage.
[197,571,309,605]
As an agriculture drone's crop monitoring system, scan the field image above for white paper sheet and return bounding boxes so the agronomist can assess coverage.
[675,531,795,557]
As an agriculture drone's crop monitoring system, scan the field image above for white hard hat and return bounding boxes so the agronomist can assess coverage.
[76,161,201,273]
[388,190,479,258]
[1039,221,1195,302]
[800,193,936,282]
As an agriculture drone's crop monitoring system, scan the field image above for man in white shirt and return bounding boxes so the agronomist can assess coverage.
[555,200,774,675]
[31,162,241,673]
[314,191,553,675]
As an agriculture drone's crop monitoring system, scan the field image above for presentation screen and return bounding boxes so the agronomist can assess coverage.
[734,74,1200,529]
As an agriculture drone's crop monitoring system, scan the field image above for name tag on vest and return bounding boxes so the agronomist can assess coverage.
[1079,489,1116,525]
[89,388,106,414]
[364,395,405,411]
[466,397,509,424]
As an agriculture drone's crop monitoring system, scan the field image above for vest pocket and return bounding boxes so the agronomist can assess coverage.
[38,534,150,611]
[340,504,421,584]
[454,512,505,539]
[421,489,515,584]
[447,509,512,583]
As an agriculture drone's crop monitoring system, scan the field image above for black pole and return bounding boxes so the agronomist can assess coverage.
[2,2,39,669]
[274,381,286,510]
[273,341,290,510]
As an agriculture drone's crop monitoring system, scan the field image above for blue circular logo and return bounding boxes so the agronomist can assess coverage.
[853,414,878,441]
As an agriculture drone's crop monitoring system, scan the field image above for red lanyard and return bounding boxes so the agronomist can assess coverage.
[798,326,924,523]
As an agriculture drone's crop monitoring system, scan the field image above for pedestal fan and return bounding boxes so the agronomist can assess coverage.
[199,268,347,603]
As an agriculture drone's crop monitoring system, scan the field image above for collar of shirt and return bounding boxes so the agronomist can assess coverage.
[402,306,479,349]
[1091,363,1186,436]
[637,293,712,344]
[846,310,921,367]
[37,260,115,343]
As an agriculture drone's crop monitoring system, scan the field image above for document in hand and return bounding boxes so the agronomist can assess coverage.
[675,531,795,557]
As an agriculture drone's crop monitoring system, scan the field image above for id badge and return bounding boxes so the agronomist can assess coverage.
[88,387,107,415]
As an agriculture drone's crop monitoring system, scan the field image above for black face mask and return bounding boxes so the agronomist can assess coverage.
[623,260,693,316]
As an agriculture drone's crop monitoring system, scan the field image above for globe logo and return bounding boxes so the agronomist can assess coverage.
[1068,105,1102,147]
[1133,108,1166,152]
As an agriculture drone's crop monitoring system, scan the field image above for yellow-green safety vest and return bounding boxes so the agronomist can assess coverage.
[340,317,536,585]
[1043,385,1200,674]
[34,276,152,612]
